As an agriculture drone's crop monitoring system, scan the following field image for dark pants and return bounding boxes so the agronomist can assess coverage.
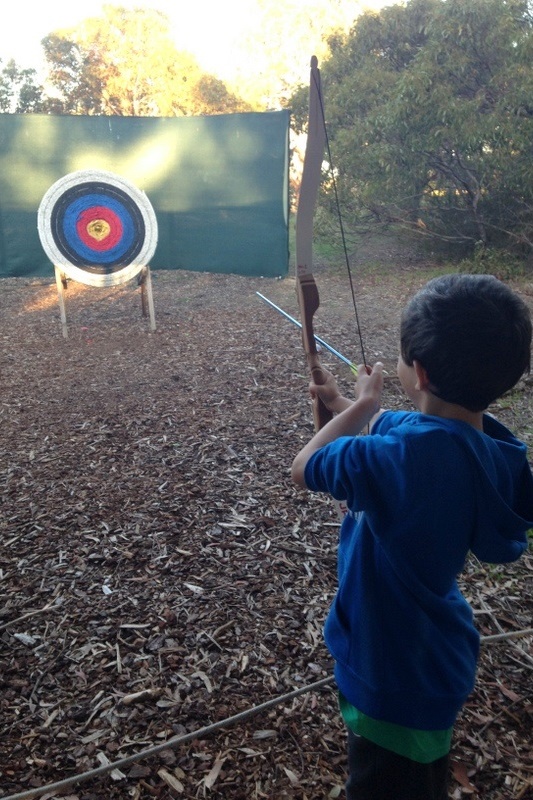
[345,731,450,800]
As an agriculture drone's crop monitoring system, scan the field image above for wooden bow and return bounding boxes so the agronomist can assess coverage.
[295,56,331,433]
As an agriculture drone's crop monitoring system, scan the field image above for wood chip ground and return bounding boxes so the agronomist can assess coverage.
[1,265,532,799]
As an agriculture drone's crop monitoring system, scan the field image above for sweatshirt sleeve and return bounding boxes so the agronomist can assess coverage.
[304,431,413,516]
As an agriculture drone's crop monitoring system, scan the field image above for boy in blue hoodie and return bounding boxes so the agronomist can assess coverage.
[291,274,533,800]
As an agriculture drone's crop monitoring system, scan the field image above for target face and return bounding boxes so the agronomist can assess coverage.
[38,170,158,287]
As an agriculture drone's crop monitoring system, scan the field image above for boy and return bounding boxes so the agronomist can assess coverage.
[291,274,533,800]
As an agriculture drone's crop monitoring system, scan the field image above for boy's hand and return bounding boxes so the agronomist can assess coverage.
[308,369,344,412]
[292,361,386,488]
[308,362,384,416]
[355,362,384,416]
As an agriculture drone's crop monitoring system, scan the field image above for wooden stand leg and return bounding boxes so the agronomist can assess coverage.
[140,276,148,318]
[54,266,68,339]
[140,267,156,331]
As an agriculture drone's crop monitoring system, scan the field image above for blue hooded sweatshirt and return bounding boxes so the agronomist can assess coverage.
[304,410,533,730]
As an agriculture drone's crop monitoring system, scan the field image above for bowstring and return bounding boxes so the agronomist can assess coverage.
[311,67,368,370]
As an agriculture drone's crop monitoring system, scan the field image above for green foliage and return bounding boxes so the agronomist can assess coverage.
[457,243,528,280]
[189,76,252,115]
[0,58,44,113]
[293,0,533,260]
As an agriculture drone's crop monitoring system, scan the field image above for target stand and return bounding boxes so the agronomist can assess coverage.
[38,170,158,338]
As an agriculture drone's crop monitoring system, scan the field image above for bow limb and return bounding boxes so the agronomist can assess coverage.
[295,56,331,432]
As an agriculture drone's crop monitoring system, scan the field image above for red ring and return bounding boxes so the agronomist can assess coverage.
[76,206,124,251]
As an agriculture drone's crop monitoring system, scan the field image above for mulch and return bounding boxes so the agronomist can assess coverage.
[1,265,532,799]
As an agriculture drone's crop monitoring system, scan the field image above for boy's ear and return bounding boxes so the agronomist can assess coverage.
[413,360,431,391]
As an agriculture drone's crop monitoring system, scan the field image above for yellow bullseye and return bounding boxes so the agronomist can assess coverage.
[86,219,111,241]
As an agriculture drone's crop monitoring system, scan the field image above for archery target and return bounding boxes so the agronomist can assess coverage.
[38,170,158,287]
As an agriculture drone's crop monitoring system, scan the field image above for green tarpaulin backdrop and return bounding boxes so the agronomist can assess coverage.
[0,111,289,279]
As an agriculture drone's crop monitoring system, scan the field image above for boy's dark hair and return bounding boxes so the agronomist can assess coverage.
[400,273,531,412]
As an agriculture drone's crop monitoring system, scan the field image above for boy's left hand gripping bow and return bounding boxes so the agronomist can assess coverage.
[296,56,331,433]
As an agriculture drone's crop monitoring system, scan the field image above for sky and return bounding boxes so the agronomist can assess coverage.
[0,0,252,77]
[0,0,393,87]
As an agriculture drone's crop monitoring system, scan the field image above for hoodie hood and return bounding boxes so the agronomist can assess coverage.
[450,414,533,563]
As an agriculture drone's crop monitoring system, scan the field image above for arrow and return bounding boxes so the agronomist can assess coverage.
[256,291,357,374]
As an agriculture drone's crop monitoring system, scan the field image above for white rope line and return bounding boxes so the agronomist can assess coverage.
[1,628,531,800]
[481,627,533,642]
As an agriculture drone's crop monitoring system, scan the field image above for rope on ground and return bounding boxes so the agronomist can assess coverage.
[481,627,533,643]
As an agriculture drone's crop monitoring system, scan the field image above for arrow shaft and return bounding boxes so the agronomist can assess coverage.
[256,292,355,371]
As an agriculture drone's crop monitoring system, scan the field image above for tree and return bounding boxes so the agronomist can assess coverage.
[41,34,106,114]
[296,0,533,256]
[232,0,386,107]
[0,59,45,113]
[188,76,252,115]
[42,6,252,116]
